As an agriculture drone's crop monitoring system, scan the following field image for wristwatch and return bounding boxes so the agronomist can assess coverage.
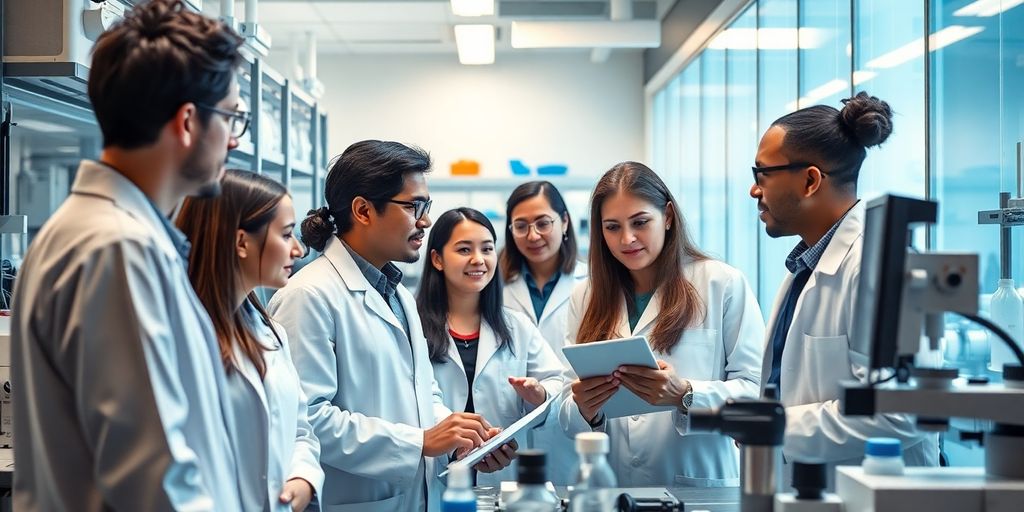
[679,380,694,413]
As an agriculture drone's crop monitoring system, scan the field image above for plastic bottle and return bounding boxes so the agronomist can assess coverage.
[569,432,617,512]
[505,450,561,512]
[862,438,904,476]
[989,279,1024,372]
[441,464,477,512]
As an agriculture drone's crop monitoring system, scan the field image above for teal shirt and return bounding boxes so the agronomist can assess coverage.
[523,267,561,321]
[628,291,655,332]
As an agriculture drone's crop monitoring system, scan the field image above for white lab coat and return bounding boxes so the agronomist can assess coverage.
[224,306,324,511]
[503,262,588,484]
[267,237,452,512]
[559,259,765,487]
[11,160,242,511]
[431,310,564,486]
[759,202,939,482]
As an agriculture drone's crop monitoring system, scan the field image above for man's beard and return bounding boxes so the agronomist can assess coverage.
[181,141,223,198]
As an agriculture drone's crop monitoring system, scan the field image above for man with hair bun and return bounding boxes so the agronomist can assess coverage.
[751,92,939,483]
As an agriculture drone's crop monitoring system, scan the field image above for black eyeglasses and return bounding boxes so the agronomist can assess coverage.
[387,198,432,220]
[751,162,817,183]
[196,103,251,139]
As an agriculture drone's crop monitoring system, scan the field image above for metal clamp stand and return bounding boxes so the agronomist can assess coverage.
[691,398,786,512]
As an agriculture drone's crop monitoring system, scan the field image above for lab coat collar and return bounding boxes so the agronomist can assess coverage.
[505,276,537,323]
[540,261,588,324]
[322,236,408,333]
[628,287,662,337]
[445,319,501,376]
[71,160,186,262]
[813,201,864,277]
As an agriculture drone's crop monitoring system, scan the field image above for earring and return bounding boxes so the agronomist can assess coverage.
[563,232,568,240]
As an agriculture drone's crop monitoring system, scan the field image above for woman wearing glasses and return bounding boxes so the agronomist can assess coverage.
[499,180,587,484]
[176,169,323,511]
[417,208,564,487]
[559,162,765,487]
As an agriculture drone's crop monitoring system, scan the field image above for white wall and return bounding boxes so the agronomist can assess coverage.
[280,51,645,178]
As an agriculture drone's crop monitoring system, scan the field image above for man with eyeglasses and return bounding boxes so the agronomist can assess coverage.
[750,93,937,487]
[269,140,506,511]
[11,1,247,510]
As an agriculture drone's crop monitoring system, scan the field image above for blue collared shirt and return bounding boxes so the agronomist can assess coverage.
[768,203,858,391]
[340,240,410,339]
[522,267,561,321]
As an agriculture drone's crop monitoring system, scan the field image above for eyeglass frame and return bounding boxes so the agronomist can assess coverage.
[387,198,432,220]
[196,103,251,139]
[751,162,825,184]
[509,216,557,238]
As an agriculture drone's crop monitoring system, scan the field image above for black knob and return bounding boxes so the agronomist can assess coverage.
[791,462,827,500]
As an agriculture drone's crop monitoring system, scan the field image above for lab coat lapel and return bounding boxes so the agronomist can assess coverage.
[632,289,662,336]
[507,278,537,323]
[475,320,500,374]
[322,238,407,334]
[539,271,574,324]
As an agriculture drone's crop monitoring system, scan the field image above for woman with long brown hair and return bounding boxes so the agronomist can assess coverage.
[558,161,765,487]
[177,169,323,511]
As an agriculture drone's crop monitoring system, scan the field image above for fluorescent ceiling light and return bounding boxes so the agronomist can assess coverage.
[954,0,1024,17]
[14,119,76,134]
[511,20,660,49]
[451,0,494,17]
[454,24,495,65]
[787,79,849,110]
[864,25,984,69]
[707,28,827,50]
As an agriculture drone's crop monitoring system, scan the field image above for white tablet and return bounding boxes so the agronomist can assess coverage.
[439,395,556,478]
[562,336,674,419]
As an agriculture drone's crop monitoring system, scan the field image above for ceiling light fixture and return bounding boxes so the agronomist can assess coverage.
[451,0,494,17]
[454,24,495,65]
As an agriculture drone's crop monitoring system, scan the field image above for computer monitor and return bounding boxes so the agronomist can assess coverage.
[850,195,937,371]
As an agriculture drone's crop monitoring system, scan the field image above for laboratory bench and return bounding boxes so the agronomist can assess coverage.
[472,485,739,511]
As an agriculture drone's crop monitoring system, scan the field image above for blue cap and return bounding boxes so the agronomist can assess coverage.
[865,438,902,457]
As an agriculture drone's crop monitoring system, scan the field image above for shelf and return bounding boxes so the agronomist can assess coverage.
[428,176,597,193]
[292,161,315,178]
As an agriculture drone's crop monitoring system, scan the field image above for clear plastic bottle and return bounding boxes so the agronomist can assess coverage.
[989,279,1024,372]
[442,464,477,512]
[505,450,561,512]
[569,432,617,512]
[862,438,904,476]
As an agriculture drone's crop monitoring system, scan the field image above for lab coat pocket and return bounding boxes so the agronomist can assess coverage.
[321,493,404,512]
[674,474,739,488]
[669,329,719,381]
[802,334,852,400]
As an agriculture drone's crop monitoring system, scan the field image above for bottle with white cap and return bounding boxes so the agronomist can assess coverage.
[569,432,617,512]
[862,437,904,476]
[441,464,477,512]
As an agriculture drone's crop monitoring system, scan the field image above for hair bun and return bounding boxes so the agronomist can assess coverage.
[840,91,893,149]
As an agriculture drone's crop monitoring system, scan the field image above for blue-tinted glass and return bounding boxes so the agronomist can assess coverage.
[799,0,853,110]
[681,57,704,245]
[652,88,668,181]
[725,5,761,287]
[854,0,925,199]
[701,49,728,259]
[757,0,800,313]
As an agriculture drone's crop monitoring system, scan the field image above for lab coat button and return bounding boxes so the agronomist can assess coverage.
[631,457,642,467]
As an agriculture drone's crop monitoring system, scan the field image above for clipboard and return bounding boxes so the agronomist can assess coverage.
[562,336,673,419]
[439,395,556,478]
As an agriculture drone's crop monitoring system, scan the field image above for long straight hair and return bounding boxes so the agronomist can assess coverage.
[499,180,578,282]
[576,162,708,354]
[177,169,288,377]
[417,208,513,363]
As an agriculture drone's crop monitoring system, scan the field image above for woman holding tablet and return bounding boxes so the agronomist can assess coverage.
[559,162,765,487]
[417,207,564,486]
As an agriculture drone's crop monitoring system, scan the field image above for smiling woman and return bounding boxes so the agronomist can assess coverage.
[416,207,565,487]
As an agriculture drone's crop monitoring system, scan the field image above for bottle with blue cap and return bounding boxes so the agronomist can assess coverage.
[862,437,904,476]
